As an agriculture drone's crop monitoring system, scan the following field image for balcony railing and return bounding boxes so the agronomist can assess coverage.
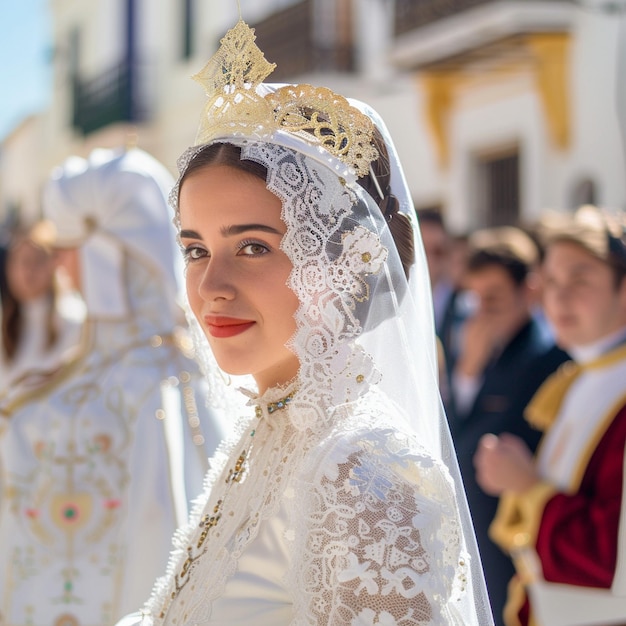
[252,0,354,79]
[394,0,573,35]
[72,60,147,136]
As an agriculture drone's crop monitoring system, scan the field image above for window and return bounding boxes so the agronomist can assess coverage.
[475,149,520,227]
[182,0,194,60]
[569,177,597,210]
[68,27,81,77]
[252,0,354,79]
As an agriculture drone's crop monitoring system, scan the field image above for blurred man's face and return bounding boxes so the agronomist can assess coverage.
[465,264,531,342]
[542,241,626,349]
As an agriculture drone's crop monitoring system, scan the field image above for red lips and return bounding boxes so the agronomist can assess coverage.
[204,315,255,338]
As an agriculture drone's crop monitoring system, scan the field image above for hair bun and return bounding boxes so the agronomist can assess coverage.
[379,191,414,279]
[379,191,399,223]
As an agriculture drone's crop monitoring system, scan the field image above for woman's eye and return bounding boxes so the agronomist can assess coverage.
[239,241,269,256]
[183,245,207,261]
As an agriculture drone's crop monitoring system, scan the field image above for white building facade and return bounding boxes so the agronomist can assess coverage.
[1,0,624,232]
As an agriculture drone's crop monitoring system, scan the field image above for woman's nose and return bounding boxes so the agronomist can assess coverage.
[197,257,236,302]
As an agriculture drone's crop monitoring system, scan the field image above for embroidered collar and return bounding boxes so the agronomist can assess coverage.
[238,380,299,422]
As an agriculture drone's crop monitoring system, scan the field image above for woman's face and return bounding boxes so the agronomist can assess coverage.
[179,164,300,393]
[6,239,55,302]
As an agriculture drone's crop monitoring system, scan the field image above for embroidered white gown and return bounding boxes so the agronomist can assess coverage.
[0,253,228,626]
[139,385,469,626]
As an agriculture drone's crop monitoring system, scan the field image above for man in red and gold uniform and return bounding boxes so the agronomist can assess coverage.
[474,205,626,626]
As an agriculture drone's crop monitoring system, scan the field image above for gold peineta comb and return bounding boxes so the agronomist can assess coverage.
[191,19,378,177]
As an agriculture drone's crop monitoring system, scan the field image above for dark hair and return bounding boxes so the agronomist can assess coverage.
[181,142,268,183]
[0,232,58,362]
[466,250,529,286]
[180,134,415,279]
[416,208,446,230]
[357,130,415,279]
[0,246,21,360]
[466,226,540,287]
[609,251,626,289]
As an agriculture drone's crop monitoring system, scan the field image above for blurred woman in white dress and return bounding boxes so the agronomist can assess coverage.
[0,222,82,392]
[0,147,229,626]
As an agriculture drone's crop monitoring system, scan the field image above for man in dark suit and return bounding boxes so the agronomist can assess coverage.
[448,226,568,626]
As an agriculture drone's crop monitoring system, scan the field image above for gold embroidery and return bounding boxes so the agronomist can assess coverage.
[160,389,296,618]
[53,613,79,626]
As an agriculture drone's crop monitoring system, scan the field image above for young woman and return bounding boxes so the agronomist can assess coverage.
[0,223,82,391]
[124,19,493,626]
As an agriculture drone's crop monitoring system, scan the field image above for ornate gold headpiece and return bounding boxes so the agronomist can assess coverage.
[192,19,378,177]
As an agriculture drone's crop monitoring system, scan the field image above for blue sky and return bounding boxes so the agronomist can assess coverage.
[0,0,51,141]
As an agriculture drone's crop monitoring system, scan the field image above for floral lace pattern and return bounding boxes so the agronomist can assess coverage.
[241,142,384,430]
[288,395,469,626]
[144,390,468,625]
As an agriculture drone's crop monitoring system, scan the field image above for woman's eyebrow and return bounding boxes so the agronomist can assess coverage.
[221,223,283,236]
[179,224,284,240]
[179,229,201,239]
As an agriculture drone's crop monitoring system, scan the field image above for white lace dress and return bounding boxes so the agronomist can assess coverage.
[142,384,469,626]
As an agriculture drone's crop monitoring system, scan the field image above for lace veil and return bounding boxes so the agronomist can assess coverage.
[163,19,493,626]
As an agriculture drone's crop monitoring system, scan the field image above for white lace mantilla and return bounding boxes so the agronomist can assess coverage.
[144,388,469,625]
[173,142,385,434]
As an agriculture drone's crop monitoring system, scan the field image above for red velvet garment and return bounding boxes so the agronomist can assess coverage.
[516,403,626,625]
[538,403,626,586]
[518,596,530,626]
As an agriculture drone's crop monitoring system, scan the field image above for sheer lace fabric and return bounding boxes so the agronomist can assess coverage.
[145,389,469,625]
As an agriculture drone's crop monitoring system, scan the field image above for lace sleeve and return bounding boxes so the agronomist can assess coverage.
[288,427,469,626]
